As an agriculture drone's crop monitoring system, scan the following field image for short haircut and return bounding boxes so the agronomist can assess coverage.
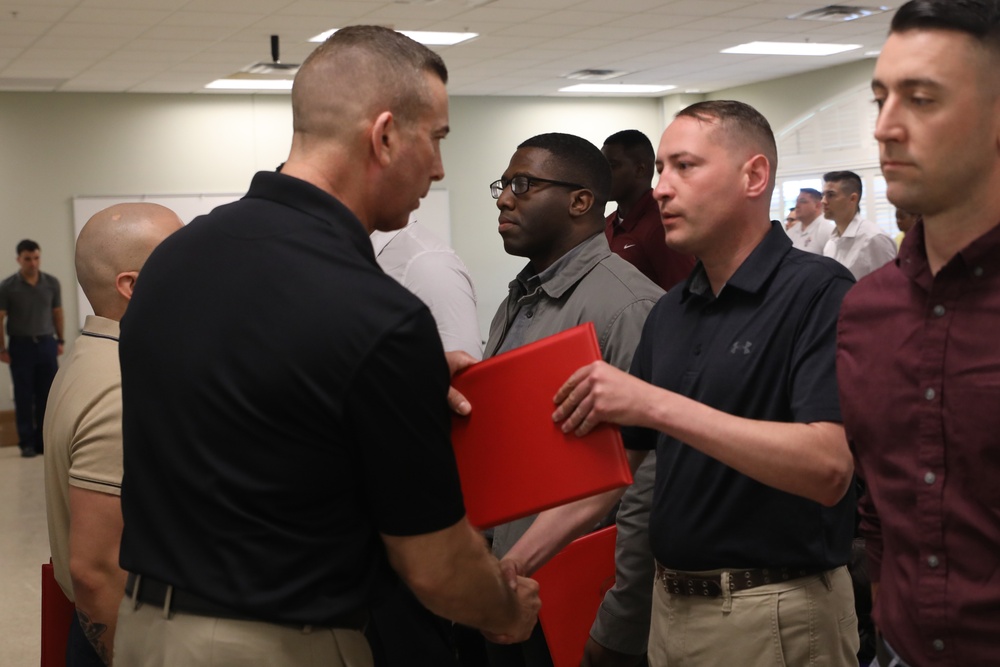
[16,239,39,255]
[891,0,1000,55]
[603,129,655,165]
[518,133,612,209]
[675,100,778,190]
[799,187,822,201]
[292,25,448,133]
[824,170,863,199]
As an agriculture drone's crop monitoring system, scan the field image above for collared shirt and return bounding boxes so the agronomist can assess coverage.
[786,216,834,255]
[0,270,61,337]
[118,171,465,626]
[44,315,122,601]
[485,230,663,653]
[626,222,856,571]
[485,231,662,371]
[837,219,1000,667]
[372,221,482,359]
[605,189,696,292]
[823,214,897,280]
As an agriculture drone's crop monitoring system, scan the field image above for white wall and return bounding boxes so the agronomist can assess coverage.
[0,57,875,409]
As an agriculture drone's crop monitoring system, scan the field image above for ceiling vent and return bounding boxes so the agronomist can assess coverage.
[564,69,629,81]
[789,5,890,22]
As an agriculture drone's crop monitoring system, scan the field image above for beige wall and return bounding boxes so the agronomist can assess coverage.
[0,57,875,409]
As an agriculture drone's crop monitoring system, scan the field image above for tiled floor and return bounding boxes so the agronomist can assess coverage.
[0,445,49,666]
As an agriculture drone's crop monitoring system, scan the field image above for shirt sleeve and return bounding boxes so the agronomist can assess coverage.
[589,451,656,654]
[68,382,124,496]
[788,271,855,424]
[51,275,63,309]
[348,307,467,537]
[401,250,483,360]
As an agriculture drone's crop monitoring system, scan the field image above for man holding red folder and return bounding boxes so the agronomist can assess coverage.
[114,27,539,667]
[485,132,663,667]
[510,101,859,666]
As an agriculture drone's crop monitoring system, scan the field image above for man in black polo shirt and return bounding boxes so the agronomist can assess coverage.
[114,26,539,667]
[514,101,859,666]
[0,239,64,458]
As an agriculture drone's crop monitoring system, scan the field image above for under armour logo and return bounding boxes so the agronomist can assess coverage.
[623,243,637,249]
[730,341,753,355]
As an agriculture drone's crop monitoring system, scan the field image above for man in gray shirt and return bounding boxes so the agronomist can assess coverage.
[485,132,663,667]
[0,239,64,457]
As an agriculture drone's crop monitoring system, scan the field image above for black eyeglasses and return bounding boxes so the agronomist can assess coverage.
[489,175,586,199]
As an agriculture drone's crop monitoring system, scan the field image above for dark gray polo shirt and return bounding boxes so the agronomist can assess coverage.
[0,271,61,337]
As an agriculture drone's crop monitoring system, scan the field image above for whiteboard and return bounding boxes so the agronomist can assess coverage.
[71,188,451,329]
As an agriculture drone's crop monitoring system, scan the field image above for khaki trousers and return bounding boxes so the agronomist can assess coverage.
[114,597,373,667]
[648,565,859,666]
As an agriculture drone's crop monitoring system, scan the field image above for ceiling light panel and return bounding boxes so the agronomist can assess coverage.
[721,41,861,56]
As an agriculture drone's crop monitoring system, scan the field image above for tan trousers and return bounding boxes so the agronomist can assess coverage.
[114,597,373,667]
[648,565,859,666]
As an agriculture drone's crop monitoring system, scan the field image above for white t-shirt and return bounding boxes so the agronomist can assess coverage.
[786,216,834,255]
[371,222,483,359]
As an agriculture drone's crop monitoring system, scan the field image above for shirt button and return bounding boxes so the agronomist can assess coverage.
[525,311,533,319]
[928,555,940,568]
[933,304,946,317]
[973,266,984,277]
[924,471,936,485]
[933,639,945,651]
[925,388,936,400]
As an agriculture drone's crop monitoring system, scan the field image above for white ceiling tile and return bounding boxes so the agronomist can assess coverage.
[61,7,172,24]
[0,0,902,95]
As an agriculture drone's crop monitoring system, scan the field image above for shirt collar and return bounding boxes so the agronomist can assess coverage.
[613,189,657,232]
[833,213,863,239]
[511,232,612,299]
[682,220,792,302]
[81,315,120,340]
[898,217,1000,288]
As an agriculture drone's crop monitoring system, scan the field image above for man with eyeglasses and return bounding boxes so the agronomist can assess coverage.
[484,132,663,667]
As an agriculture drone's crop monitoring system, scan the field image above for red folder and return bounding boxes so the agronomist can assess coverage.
[535,526,618,667]
[41,560,75,667]
[450,322,632,529]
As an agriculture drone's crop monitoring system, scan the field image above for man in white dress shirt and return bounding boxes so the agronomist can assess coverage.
[821,171,896,279]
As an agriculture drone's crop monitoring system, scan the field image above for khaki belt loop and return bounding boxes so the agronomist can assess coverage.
[821,569,834,591]
[162,585,174,620]
[721,571,733,613]
[131,574,142,610]
[302,625,313,634]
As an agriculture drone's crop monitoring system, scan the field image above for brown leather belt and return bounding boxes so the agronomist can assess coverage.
[126,573,368,630]
[655,561,825,597]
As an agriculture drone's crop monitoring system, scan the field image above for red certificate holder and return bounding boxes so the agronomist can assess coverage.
[450,322,633,529]
[534,526,618,667]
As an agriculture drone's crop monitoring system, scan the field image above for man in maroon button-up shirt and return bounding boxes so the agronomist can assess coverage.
[836,1,1000,666]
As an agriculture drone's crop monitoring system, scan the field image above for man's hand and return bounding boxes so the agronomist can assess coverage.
[581,638,646,667]
[0,350,9,364]
[481,572,541,645]
[552,361,658,436]
[446,350,477,416]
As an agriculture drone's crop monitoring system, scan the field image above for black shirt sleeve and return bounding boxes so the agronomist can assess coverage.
[348,307,467,536]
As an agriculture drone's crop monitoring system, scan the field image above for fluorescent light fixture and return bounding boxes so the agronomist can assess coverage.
[205,78,293,91]
[310,29,477,46]
[721,41,861,56]
[558,83,676,94]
